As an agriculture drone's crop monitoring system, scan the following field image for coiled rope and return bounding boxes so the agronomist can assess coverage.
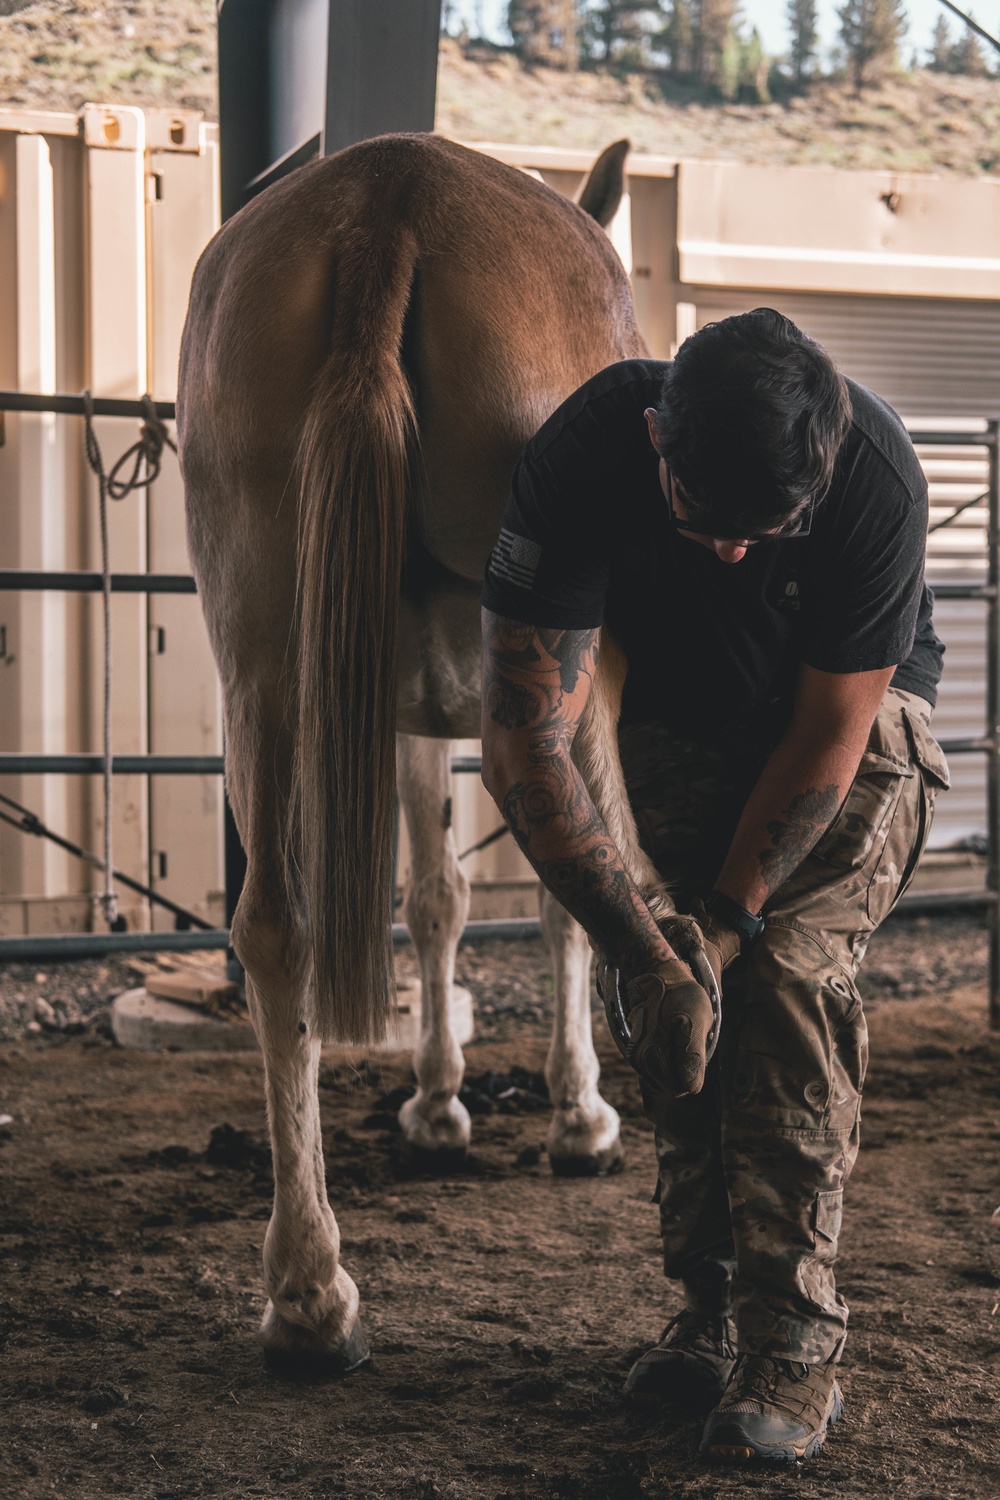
[82,393,178,928]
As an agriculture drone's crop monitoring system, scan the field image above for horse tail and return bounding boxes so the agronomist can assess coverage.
[291,230,418,1043]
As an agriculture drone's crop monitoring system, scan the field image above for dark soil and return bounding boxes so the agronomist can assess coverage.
[1,912,999,1498]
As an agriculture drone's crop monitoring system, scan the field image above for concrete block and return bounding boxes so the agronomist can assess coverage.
[110,980,474,1055]
[111,987,258,1052]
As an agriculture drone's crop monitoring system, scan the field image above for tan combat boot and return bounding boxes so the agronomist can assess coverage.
[624,1309,737,1409]
[700,1352,843,1462]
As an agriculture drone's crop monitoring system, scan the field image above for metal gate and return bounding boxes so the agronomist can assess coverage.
[1,398,998,1025]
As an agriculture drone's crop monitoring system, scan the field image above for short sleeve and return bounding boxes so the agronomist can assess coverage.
[481,450,613,629]
[799,436,928,676]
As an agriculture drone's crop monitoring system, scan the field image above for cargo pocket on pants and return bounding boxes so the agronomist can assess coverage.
[812,1189,843,1264]
[811,711,913,877]
[866,708,951,924]
[902,707,951,796]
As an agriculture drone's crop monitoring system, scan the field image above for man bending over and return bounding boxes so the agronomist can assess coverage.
[480,309,949,1463]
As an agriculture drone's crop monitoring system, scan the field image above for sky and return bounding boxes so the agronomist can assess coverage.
[449,0,999,68]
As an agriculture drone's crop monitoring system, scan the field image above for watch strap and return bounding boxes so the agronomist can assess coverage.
[705,890,765,952]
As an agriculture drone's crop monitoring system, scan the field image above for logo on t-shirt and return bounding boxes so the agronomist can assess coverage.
[488,528,542,591]
[768,557,801,614]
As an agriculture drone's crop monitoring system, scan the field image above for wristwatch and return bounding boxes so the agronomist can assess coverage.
[705,890,766,952]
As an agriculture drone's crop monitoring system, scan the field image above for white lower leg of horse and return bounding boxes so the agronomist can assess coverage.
[540,887,622,1175]
[396,734,472,1154]
[244,962,364,1364]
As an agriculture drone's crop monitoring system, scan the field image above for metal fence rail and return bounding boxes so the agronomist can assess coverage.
[0,572,197,594]
[1,393,998,1026]
[0,756,225,775]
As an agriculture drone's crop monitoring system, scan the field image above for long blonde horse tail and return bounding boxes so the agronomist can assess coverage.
[291,231,418,1043]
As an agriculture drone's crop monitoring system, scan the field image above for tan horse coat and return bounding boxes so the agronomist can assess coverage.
[178,134,664,1366]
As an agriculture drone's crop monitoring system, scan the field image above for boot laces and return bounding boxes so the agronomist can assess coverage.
[661,1308,735,1361]
[724,1354,821,1419]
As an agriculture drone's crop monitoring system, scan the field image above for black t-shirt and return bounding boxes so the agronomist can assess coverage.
[481,359,944,737]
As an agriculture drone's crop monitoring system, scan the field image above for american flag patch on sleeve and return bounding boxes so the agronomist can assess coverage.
[488,528,542,590]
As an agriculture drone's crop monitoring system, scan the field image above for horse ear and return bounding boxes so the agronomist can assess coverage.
[575,139,630,229]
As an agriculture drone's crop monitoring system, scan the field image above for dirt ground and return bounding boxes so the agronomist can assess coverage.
[1,914,1000,1499]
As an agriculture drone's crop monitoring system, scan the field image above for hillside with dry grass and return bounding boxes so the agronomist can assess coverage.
[1,3,998,176]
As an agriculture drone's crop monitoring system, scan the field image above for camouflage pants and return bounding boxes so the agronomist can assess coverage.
[618,687,950,1362]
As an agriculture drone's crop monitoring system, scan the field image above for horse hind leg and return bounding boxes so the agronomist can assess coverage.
[229,800,369,1372]
[395,733,473,1161]
[540,887,623,1176]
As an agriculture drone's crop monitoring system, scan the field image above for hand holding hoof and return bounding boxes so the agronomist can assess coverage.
[624,959,717,1096]
[654,912,728,1013]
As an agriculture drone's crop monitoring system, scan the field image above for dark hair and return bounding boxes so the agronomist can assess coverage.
[651,308,852,534]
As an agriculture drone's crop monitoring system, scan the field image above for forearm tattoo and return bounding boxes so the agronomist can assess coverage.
[483,613,667,974]
[757,784,841,895]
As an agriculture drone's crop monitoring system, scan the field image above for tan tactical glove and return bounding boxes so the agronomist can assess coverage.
[688,898,744,993]
[597,955,717,1099]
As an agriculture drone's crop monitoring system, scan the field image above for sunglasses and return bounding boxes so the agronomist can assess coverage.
[666,468,815,544]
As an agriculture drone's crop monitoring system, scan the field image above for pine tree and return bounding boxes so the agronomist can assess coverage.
[929,13,953,70]
[787,0,819,82]
[691,0,739,84]
[950,12,990,75]
[508,0,579,67]
[742,25,770,100]
[661,0,695,74]
[580,2,667,68]
[838,0,908,88]
[718,26,742,94]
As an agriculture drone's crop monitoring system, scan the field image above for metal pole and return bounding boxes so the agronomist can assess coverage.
[0,571,196,594]
[0,391,175,419]
[0,755,225,774]
[0,930,231,962]
[987,421,1000,1027]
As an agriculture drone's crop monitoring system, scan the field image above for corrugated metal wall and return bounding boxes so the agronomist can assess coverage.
[0,106,223,937]
[687,288,999,848]
[688,289,1000,419]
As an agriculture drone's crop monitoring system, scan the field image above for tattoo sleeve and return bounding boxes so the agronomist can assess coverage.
[757,784,842,895]
[481,610,670,975]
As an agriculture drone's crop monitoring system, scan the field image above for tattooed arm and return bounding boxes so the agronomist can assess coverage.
[480,609,674,977]
[713,662,896,913]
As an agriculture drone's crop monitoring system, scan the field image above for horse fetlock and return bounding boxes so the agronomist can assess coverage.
[261,1263,368,1373]
[399,1089,472,1153]
[413,1030,465,1097]
[547,1096,622,1177]
[545,1053,601,1114]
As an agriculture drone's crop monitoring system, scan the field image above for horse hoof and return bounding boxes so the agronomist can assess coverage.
[549,1140,624,1178]
[394,1139,469,1177]
[263,1317,371,1378]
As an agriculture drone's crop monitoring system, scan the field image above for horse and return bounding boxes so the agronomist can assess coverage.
[177,132,691,1371]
